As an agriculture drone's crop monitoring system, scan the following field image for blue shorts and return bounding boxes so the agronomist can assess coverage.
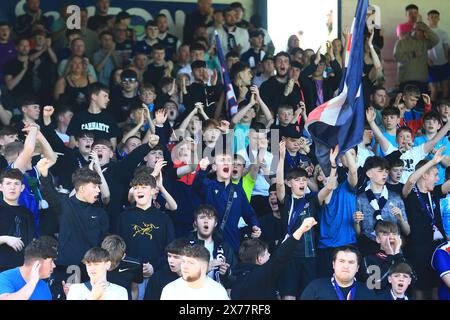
[429,63,450,83]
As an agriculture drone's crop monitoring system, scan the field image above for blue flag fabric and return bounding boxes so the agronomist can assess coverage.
[305,0,368,176]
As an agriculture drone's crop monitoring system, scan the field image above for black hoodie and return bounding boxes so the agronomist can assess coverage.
[230,235,301,300]
[40,175,109,267]
[118,205,175,270]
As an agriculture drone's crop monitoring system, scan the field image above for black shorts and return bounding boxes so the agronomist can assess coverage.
[429,63,450,83]
[277,256,317,298]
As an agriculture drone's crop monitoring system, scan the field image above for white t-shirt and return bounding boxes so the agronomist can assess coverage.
[160,277,229,300]
[66,282,128,300]
[428,27,449,66]
[385,144,426,184]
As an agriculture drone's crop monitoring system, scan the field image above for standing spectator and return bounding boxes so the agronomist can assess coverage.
[253,56,275,88]
[427,10,449,102]
[188,205,236,285]
[87,0,113,33]
[143,44,173,88]
[396,4,420,39]
[231,217,317,300]
[132,21,160,59]
[215,7,250,57]
[3,38,34,107]
[240,29,266,71]
[183,0,214,45]
[15,0,51,39]
[109,69,141,127]
[0,169,34,272]
[93,31,121,86]
[230,2,249,29]
[156,14,180,61]
[67,83,120,149]
[194,153,261,253]
[0,22,16,86]
[118,173,175,299]
[394,21,438,93]
[402,150,450,300]
[29,30,57,105]
[113,22,134,66]
[354,156,410,255]
[260,52,301,115]
[79,8,100,62]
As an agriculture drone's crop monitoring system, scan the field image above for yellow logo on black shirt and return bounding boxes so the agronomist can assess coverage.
[132,223,160,239]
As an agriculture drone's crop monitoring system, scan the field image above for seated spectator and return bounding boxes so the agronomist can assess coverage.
[66,247,128,300]
[0,236,57,300]
[54,56,95,113]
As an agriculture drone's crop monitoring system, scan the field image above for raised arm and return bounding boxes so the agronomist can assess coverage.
[89,151,110,205]
[345,148,358,188]
[152,168,177,211]
[13,124,38,172]
[403,147,445,198]
[276,141,286,203]
[0,261,41,300]
[231,94,256,127]
[178,106,199,133]
[0,89,12,125]
[423,116,450,154]
[367,107,392,154]
[250,85,273,125]
[118,108,145,153]
[318,146,339,205]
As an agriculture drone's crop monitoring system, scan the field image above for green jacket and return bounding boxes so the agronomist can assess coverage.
[394,23,439,83]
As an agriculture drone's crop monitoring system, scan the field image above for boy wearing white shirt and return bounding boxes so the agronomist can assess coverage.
[367,107,450,184]
[160,244,229,300]
[67,247,128,300]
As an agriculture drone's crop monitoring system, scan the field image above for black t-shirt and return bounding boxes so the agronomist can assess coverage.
[182,82,223,118]
[301,278,376,300]
[403,185,446,248]
[278,192,320,258]
[259,213,283,254]
[109,94,141,123]
[66,110,120,141]
[3,59,34,100]
[117,206,175,266]
[143,64,165,87]
[107,256,143,300]
[387,182,404,196]
[144,266,179,300]
[260,77,301,115]
[0,201,34,272]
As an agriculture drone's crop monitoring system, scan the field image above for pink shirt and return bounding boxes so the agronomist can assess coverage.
[396,22,414,38]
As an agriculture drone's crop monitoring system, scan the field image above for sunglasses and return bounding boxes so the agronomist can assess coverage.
[122,78,137,84]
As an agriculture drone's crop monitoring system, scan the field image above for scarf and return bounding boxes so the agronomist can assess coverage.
[365,183,388,221]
